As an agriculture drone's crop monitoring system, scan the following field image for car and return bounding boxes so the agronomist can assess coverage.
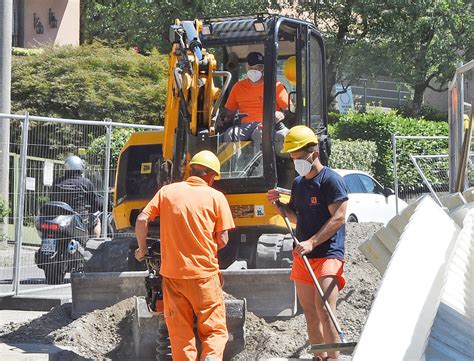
[334,169,408,224]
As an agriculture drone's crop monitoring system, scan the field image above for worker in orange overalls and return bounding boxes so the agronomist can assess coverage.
[135,150,235,361]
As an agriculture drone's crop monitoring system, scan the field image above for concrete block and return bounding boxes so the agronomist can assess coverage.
[353,196,460,361]
[358,234,391,275]
[222,268,296,317]
[440,192,467,210]
[71,269,295,319]
[462,187,474,203]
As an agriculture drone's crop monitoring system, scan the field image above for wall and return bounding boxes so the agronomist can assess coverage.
[23,0,79,48]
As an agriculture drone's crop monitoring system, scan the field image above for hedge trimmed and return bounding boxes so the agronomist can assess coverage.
[12,44,168,125]
[329,139,377,175]
[331,110,449,187]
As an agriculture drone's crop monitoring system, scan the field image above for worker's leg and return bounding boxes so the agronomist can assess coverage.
[295,281,326,358]
[162,277,197,361]
[314,276,341,361]
[190,273,228,361]
[93,219,101,238]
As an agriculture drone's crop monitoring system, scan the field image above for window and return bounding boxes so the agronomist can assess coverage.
[343,174,366,193]
[359,175,384,194]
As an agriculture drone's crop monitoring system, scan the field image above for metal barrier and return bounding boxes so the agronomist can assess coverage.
[392,135,450,213]
[0,112,162,296]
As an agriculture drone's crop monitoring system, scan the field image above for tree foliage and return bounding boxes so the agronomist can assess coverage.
[12,44,168,123]
[82,0,268,52]
[332,110,449,187]
[375,0,473,116]
[295,0,472,114]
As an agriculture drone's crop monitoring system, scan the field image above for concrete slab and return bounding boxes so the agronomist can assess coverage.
[0,310,46,328]
[0,342,79,361]
[0,285,71,311]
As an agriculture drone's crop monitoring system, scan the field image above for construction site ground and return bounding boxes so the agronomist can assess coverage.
[0,222,382,360]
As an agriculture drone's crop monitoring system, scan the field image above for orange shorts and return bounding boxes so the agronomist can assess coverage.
[290,251,346,290]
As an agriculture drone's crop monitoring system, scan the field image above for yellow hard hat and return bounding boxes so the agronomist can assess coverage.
[283,56,296,85]
[189,150,221,175]
[282,125,318,153]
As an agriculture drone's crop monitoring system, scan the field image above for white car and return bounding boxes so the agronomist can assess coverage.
[334,169,408,224]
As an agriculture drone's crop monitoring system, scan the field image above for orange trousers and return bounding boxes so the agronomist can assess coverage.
[162,273,228,361]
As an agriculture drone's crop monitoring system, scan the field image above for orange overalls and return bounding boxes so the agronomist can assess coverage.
[142,176,235,361]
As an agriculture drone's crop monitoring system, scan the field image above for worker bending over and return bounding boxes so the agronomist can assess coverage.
[135,150,235,361]
[267,126,348,361]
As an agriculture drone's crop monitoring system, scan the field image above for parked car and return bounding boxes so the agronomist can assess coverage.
[334,169,408,224]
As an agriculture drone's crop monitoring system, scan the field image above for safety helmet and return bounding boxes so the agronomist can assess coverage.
[282,125,318,153]
[283,56,296,85]
[189,150,221,176]
[64,155,84,171]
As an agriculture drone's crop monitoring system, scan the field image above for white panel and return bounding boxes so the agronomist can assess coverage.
[353,196,460,361]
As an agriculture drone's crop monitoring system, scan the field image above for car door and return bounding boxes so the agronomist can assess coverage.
[357,174,395,223]
[343,174,375,222]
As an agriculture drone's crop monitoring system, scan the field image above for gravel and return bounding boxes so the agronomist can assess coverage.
[0,222,383,360]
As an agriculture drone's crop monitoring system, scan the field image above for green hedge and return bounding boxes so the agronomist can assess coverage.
[331,110,449,187]
[87,128,135,168]
[0,197,9,219]
[329,139,377,175]
[12,44,168,125]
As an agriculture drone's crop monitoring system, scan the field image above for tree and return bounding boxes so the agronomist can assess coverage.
[375,0,473,116]
[295,0,388,109]
[11,44,168,158]
[82,0,268,52]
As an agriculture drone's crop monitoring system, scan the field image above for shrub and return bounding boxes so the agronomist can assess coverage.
[0,197,9,219]
[329,139,377,175]
[86,128,135,169]
[332,110,449,186]
[12,44,168,125]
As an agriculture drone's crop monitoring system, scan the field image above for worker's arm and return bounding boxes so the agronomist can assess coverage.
[295,200,347,256]
[267,189,297,224]
[134,212,149,261]
[214,230,229,249]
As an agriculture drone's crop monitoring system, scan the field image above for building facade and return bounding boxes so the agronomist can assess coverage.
[12,0,80,48]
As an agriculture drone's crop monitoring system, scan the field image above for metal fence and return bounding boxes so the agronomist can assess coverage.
[351,78,412,110]
[0,112,162,296]
[392,135,450,213]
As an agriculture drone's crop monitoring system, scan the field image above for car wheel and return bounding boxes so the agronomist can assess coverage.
[347,214,358,223]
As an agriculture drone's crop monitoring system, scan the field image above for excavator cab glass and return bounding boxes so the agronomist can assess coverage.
[187,15,327,193]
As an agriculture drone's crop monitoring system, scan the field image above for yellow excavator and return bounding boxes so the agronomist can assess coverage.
[112,14,331,272]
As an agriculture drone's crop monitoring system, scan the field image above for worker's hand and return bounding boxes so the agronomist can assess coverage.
[275,111,285,123]
[295,240,314,256]
[134,248,147,262]
[267,189,281,204]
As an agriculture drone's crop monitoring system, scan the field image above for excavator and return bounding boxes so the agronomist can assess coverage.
[73,14,332,359]
[113,14,330,271]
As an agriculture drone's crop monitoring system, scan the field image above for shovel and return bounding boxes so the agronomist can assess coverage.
[275,201,357,353]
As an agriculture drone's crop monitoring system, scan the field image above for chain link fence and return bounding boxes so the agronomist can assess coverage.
[0,113,162,295]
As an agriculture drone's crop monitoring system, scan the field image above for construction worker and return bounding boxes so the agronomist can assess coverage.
[266,126,348,361]
[219,51,289,150]
[134,150,235,361]
[51,155,102,237]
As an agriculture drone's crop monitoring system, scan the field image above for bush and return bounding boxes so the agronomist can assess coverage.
[332,110,449,186]
[0,197,9,219]
[329,139,377,174]
[12,44,168,125]
[87,128,135,168]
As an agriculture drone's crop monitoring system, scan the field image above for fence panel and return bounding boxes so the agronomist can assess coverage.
[0,113,162,295]
[392,135,450,212]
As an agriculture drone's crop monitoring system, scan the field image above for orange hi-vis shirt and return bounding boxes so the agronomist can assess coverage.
[141,176,235,279]
[225,79,289,123]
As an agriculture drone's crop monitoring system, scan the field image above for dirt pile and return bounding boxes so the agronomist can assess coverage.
[0,222,382,360]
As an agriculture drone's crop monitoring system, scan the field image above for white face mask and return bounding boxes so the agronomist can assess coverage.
[247,69,262,83]
[293,153,313,177]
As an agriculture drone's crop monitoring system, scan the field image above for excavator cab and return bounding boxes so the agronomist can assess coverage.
[114,15,328,269]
